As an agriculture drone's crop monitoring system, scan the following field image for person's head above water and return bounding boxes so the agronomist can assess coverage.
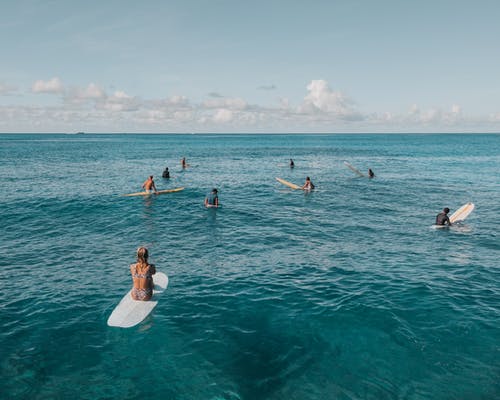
[212,188,218,194]
[443,207,450,214]
[306,177,311,181]
[136,247,149,264]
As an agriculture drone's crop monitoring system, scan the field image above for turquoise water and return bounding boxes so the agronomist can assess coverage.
[0,133,499,399]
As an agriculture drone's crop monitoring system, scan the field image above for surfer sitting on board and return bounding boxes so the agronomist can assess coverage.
[368,168,375,178]
[290,159,295,168]
[302,177,315,190]
[142,176,158,194]
[435,207,452,226]
[162,167,170,178]
[130,247,156,301]
[204,188,219,208]
[181,157,188,169]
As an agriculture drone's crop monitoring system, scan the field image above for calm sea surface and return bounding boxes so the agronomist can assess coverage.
[0,133,499,399]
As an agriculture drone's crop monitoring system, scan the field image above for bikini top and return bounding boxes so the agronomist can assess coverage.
[132,264,153,279]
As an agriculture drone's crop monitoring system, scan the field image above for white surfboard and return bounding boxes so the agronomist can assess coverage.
[107,272,168,328]
[432,202,475,229]
[450,202,475,223]
[343,161,365,177]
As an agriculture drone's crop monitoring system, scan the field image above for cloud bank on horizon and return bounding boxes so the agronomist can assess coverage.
[0,1,499,133]
[1,77,498,133]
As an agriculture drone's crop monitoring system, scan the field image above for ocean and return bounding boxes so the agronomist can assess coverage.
[0,133,499,399]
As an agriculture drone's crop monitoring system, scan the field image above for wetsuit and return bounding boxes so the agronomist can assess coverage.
[162,169,170,178]
[435,212,451,225]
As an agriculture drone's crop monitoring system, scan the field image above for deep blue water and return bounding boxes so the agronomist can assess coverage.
[0,133,499,399]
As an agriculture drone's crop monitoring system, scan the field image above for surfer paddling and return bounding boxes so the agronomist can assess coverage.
[301,177,315,190]
[435,207,452,226]
[204,188,219,208]
[142,176,158,194]
[130,247,156,301]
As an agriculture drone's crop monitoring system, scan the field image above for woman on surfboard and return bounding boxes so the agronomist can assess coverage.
[130,247,156,301]
[302,177,315,190]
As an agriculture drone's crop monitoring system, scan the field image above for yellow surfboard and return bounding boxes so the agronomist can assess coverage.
[122,187,185,197]
[276,177,301,190]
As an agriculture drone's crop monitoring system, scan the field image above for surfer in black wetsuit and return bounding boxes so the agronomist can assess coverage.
[162,167,170,178]
[290,159,295,168]
[435,207,452,226]
[368,168,375,178]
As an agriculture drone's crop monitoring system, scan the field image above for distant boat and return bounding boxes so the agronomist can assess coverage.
[76,132,85,135]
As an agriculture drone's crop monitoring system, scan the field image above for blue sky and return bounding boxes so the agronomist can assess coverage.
[1,0,499,133]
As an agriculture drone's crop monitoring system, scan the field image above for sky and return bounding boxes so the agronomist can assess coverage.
[1,0,499,133]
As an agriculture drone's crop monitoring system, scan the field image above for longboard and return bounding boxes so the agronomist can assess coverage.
[276,177,301,190]
[450,202,475,223]
[433,202,475,228]
[343,161,365,177]
[122,187,184,197]
[107,272,168,328]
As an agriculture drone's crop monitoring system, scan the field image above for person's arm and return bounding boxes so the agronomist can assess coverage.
[446,216,452,225]
[214,197,219,207]
[153,182,158,193]
[150,264,156,275]
[130,264,136,283]
[204,197,208,207]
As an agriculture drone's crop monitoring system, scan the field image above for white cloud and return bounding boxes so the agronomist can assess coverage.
[0,82,18,95]
[168,95,189,105]
[300,80,353,116]
[490,112,500,121]
[78,83,105,99]
[174,110,193,121]
[451,104,461,115]
[32,77,64,94]
[64,83,106,105]
[100,90,139,112]
[113,90,131,99]
[1,78,500,133]
[203,97,247,110]
[213,109,233,123]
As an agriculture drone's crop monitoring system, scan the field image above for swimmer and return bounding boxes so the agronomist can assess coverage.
[204,188,219,208]
[302,177,315,190]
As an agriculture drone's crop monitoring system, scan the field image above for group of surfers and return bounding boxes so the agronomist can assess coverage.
[131,157,452,302]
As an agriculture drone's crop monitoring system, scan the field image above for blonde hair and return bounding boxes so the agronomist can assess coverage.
[136,247,149,268]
